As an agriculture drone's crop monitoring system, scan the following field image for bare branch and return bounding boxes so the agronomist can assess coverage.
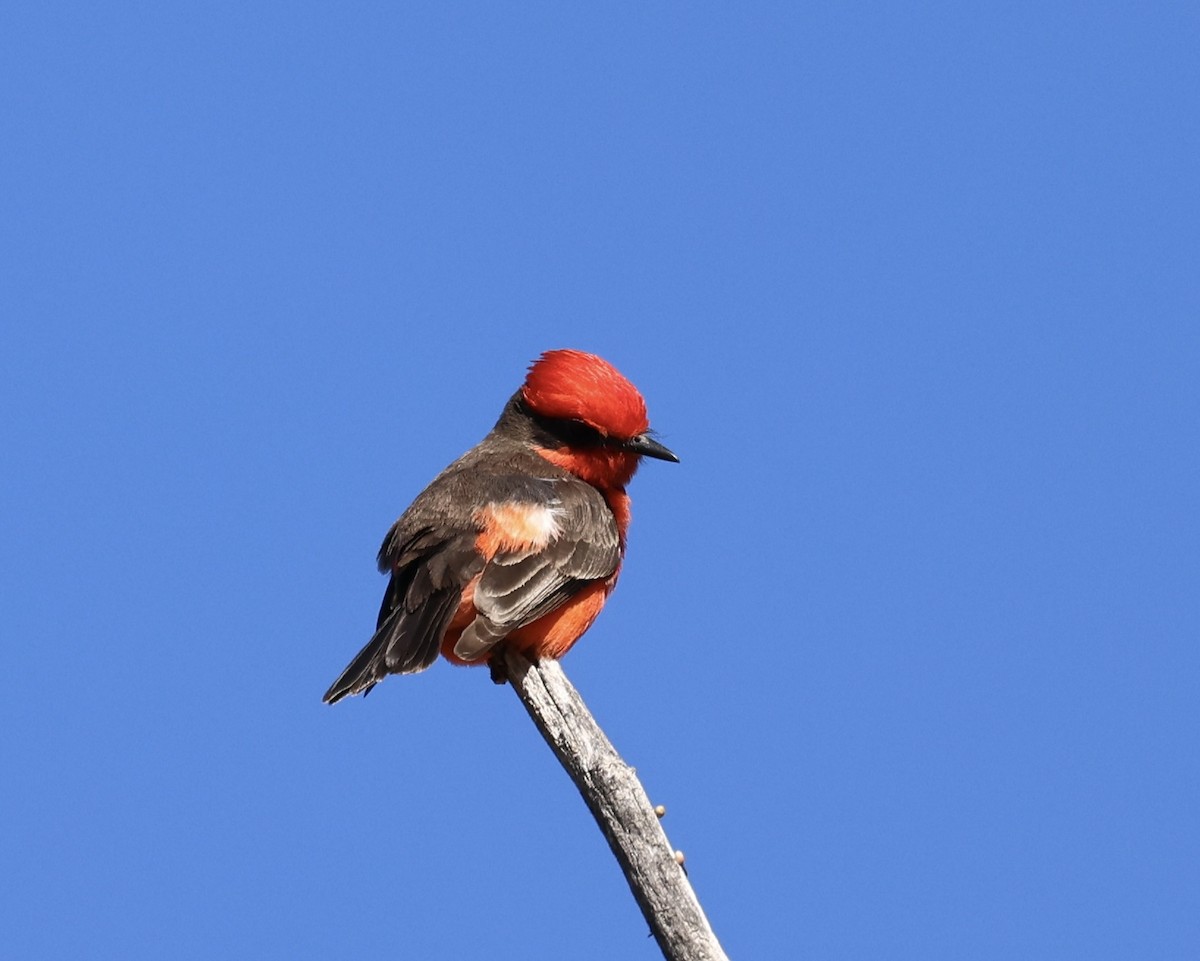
[503,648,730,961]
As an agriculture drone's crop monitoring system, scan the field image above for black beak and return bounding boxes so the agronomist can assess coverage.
[624,432,679,463]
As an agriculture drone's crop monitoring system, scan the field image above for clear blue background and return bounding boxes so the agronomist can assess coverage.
[3,3,1197,959]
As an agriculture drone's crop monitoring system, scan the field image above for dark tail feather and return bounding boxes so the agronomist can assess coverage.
[322,624,393,704]
[326,540,481,704]
[324,566,417,704]
[322,587,462,704]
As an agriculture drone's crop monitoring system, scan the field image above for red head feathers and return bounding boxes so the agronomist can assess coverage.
[521,349,650,441]
[517,348,676,494]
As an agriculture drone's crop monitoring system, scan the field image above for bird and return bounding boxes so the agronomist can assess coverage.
[323,349,678,703]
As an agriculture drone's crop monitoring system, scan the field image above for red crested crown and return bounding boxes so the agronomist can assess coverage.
[521,350,650,440]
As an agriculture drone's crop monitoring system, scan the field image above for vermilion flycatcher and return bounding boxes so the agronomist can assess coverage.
[323,349,677,703]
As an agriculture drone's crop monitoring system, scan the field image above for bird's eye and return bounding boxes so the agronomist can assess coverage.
[552,418,606,447]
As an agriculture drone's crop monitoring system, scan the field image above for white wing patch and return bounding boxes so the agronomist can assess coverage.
[474,500,563,553]
[457,499,568,660]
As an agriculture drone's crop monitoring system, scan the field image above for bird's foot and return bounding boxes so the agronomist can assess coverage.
[489,649,510,686]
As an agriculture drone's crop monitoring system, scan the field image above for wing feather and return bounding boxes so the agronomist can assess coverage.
[455,480,620,660]
[323,532,482,703]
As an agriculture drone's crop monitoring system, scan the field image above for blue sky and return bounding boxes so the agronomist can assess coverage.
[3,2,1197,958]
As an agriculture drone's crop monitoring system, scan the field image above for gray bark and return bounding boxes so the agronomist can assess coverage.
[503,648,730,961]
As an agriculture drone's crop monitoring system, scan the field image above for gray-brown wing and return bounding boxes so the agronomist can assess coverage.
[453,480,621,660]
[322,528,483,703]
[325,468,580,701]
